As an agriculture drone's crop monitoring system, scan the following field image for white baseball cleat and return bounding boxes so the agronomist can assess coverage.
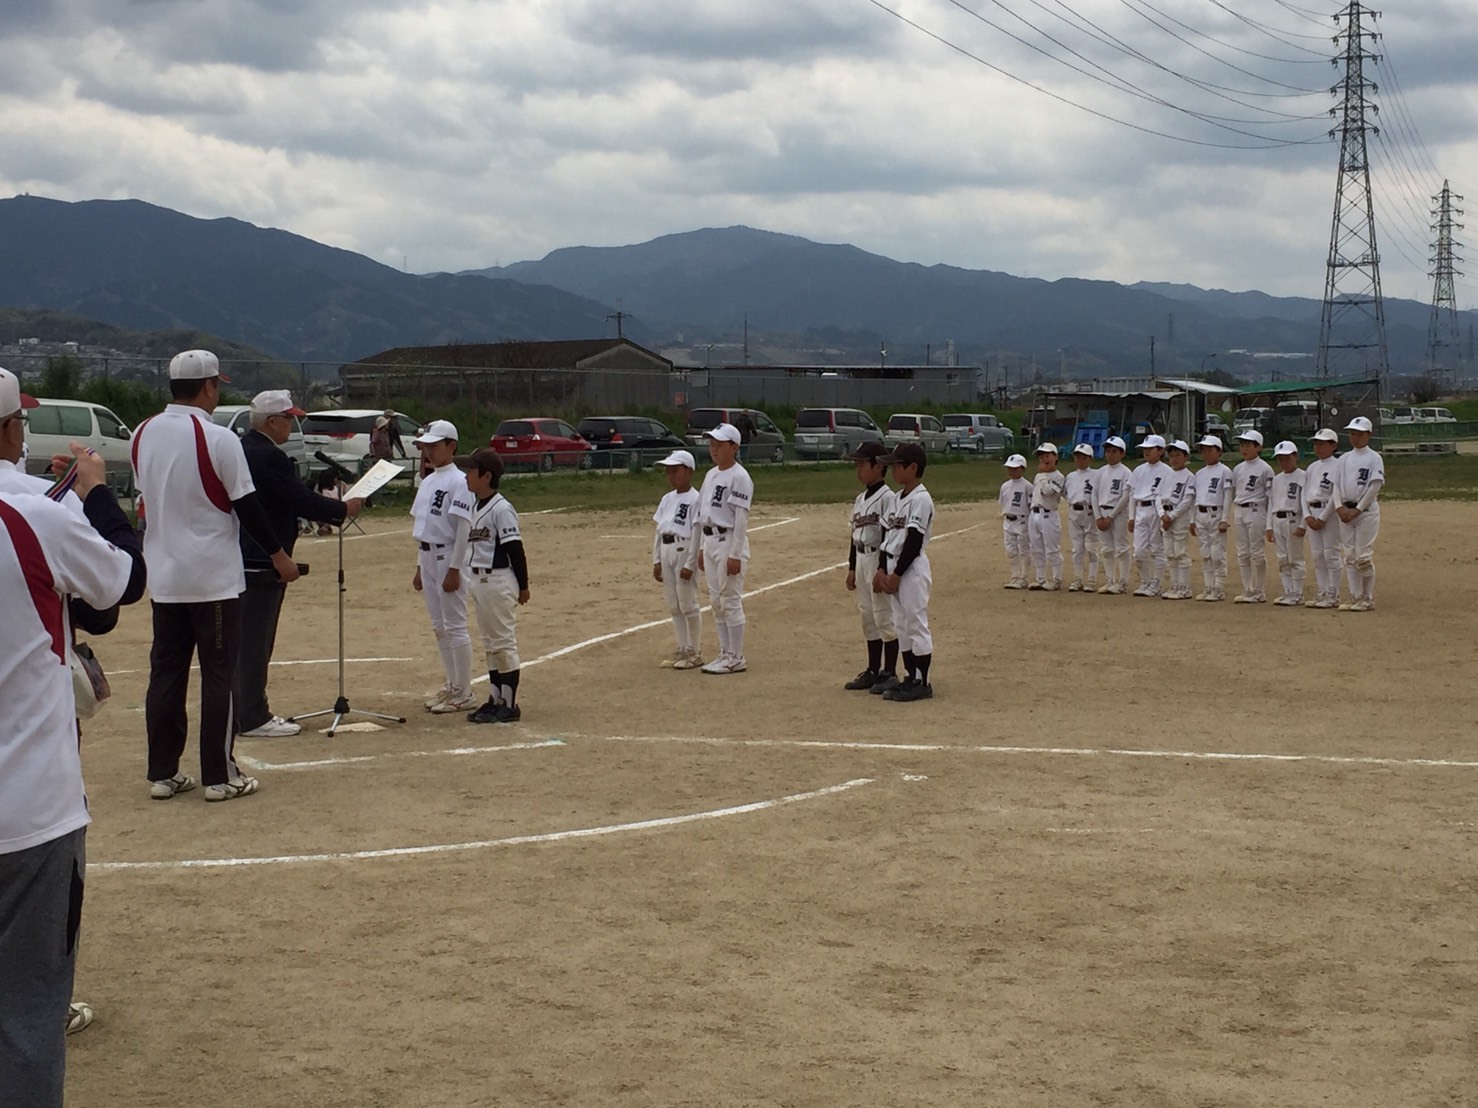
[431,691,478,714]
[239,715,301,738]
[423,685,452,710]
[1096,583,1113,594]
[1350,598,1374,612]
[1314,597,1338,609]
[671,649,703,670]
[1045,580,1062,591]
[1337,601,1354,611]
[1067,580,1083,592]
[204,777,260,803]
[1304,597,1322,608]
[1027,581,1045,591]
[1106,582,1126,595]
[702,654,746,674]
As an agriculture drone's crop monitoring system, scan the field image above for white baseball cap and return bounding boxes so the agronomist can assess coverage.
[1272,440,1299,457]
[1034,442,1059,454]
[704,423,742,444]
[1140,434,1167,450]
[1004,453,1027,468]
[1344,416,1374,432]
[1104,435,1127,451]
[1197,435,1224,449]
[0,367,38,419]
[1168,439,1191,454]
[1072,443,1094,457]
[250,389,306,417]
[1312,427,1339,443]
[169,349,228,381]
[657,449,696,469]
[1237,429,1264,446]
[413,419,458,445]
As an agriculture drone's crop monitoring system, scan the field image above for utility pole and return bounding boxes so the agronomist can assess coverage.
[605,310,629,339]
[1149,335,1156,376]
[1316,1,1390,397]
[1426,180,1465,386]
[742,314,749,365]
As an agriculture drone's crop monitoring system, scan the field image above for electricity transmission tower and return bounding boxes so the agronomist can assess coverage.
[1316,1,1389,396]
[1426,180,1465,385]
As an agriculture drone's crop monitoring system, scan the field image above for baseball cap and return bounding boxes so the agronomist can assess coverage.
[1312,427,1339,443]
[250,389,306,417]
[1035,442,1059,455]
[0,367,38,418]
[1072,443,1094,457]
[1344,416,1374,432]
[453,447,503,480]
[413,419,458,445]
[1197,435,1224,449]
[1237,429,1264,446]
[1140,434,1167,450]
[383,409,395,419]
[169,349,230,382]
[704,423,742,444]
[878,442,926,469]
[1004,453,1028,469]
[844,441,889,463]
[1272,440,1299,457]
[1168,439,1191,454]
[1104,435,1127,451]
[656,449,696,469]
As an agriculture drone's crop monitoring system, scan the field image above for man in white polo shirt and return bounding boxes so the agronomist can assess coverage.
[131,350,299,803]
[0,456,141,1103]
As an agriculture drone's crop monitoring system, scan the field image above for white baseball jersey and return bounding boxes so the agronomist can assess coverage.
[0,460,85,519]
[1231,457,1274,511]
[698,462,754,560]
[1302,456,1339,522]
[1063,467,1095,511]
[881,483,935,559]
[653,488,701,566]
[130,403,256,603]
[1092,462,1132,518]
[998,477,1032,520]
[467,493,521,570]
[0,493,133,853]
[1129,461,1172,508]
[1336,446,1385,510]
[1162,465,1197,521]
[849,482,894,552]
[1031,471,1066,511]
[411,464,475,545]
[1194,462,1233,509]
[1269,468,1305,520]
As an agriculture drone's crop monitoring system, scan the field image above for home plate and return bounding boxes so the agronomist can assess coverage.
[319,722,388,734]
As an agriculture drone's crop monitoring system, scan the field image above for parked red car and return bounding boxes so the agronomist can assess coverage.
[490,418,595,471]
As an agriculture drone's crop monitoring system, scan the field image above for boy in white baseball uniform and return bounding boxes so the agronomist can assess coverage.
[1063,443,1098,592]
[459,449,530,724]
[1127,434,1171,596]
[1092,436,1132,594]
[1335,416,1384,612]
[411,420,477,713]
[1190,436,1233,601]
[1231,430,1274,603]
[875,443,934,702]
[1301,428,1342,609]
[697,423,753,674]
[652,450,703,670]
[1267,441,1307,606]
[999,454,1032,589]
[842,442,899,692]
[1028,443,1065,590]
[1159,440,1197,599]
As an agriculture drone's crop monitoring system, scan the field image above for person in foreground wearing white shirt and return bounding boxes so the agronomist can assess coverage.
[1335,416,1385,612]
[1301,428,1343,609]
[696,423,753,675]
[411,420,478,712]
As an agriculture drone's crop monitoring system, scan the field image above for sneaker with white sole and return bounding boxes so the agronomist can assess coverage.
[239,715,301,738]
[702,654,746,674]
[1350,598,1374,612]
[1003,579,1026,590]
[66,1002,94,1035]
[1067,580,1084,592]
[423,686,452,710]
[431,692,479,714]
[1027,581,1044,591]
[150,773,196,801]
[1045,580,1062,592]
[671,650,703,670]
[1315,597,1338,609]
[659,652,680,668]
[204,777,259,803]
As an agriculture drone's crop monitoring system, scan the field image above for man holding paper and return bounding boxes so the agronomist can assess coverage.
[235,390,363,738]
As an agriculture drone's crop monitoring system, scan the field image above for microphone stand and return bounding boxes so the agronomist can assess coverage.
[291,455,405,737]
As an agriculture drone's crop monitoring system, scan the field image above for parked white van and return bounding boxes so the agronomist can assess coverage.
[23,397,134,493]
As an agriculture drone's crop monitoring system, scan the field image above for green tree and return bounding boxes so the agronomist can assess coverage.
[38,355,83,398]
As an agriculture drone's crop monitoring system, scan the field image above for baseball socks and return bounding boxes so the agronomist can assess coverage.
[866,638,883,674]
[685,612,702,656]
[728,622,745,660]
[883,638,899,677]
[451,642,473,698]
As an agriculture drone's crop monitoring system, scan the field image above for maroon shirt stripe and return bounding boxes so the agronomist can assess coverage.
[0,499,67,663]
[191,416,233,513]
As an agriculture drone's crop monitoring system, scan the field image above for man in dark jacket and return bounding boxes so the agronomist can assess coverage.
[236,391,363,737]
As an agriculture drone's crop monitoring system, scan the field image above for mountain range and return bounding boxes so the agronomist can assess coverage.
[2,195,1470,378]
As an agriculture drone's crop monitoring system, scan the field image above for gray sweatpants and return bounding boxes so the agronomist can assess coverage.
[0,827,86,1108]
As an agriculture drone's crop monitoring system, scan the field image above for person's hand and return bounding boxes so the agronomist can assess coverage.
[1190,523,1198,537]
[64,444,107,498]
[1265,529,1274,543]
[413,566,423,592]
[442,567,461,593]
[343,497,365,518]
[272,550,301,584]
[1161,513,1172,531]
[726,557,741,576]
[697,549,705,572]
[1294,527,1306,538]
[881,572,902,595]
[652,563,663,583]
[1217,521,1229,534]
[846,569,857,592]
[517,589,530,606]
[1306,518,1321,531]
[1127,519,1135,533]
[1096,518,1111,532]
[679,567,693,581]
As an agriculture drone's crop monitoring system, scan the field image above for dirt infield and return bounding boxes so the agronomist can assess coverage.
[68,500,1477,1107]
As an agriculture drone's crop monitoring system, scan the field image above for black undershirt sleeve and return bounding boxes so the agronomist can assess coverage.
[504,539,529,591]
[893,528,925,577]
[232,492,283,558]
[848,538,857,572]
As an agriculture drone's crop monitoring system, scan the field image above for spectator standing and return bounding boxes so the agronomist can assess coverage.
[236,391,363,738]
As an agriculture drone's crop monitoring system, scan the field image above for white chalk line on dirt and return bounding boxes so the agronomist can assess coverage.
[112,657,413,677]
[525,505,586,515]
[90,777,874,872]
[303,527,411,544]
[600,517,799,539]
[238,738,563,772]
[592,735,1478,771]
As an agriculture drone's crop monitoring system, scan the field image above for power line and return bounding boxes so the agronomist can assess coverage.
[1115,0,1327,89]
[1199,0,1337,47]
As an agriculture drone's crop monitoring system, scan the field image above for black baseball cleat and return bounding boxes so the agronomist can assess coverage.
[868,673,900,696]
[890,680,933,702]
[493,704,522,724]
[467,699,504,724]
[844,669,880,691]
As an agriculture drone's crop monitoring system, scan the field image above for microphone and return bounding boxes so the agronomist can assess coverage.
[314,451,356,481]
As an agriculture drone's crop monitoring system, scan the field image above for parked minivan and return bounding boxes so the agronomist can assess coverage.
[683,407,787,462]
[941,413,1013,455]
[24,397,134,493]
[792,407,884,459]
[885,413,950,454]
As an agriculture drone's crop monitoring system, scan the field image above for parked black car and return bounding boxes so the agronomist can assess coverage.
[575,416,686,466]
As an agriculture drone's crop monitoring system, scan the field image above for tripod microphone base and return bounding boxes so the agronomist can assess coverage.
[291,697,407,739]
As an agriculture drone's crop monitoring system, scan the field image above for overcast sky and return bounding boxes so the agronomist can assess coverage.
[3,0,1475,304]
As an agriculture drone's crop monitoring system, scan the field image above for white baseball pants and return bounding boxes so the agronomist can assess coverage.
[1002,520,1029,582]
[1340,508,1379,601]
[1027,508,1062,584]
[1163,515,1192,595]
[886,554,932,655]
[1306,519,1342,601]
[471,568,520,672]
[1131,505,1165,593]
[1096,516,1130,586]
[1268,513,1306,601]
[658,539,701,654]
[1194,508,1228,594]
[1068,508,1098,586]
[702,533,747,658]
[419,546,472,695]
[854,549,895,642]
[1234,508,1268,596]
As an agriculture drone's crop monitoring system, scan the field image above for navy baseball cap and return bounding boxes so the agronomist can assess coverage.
[878,443,927,469]
[844,442,889,462]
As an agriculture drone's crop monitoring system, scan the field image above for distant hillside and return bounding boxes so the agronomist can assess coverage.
[0,196,641,365]
[0,306,277,362]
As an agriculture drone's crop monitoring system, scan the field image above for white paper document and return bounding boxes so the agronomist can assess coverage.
[344,459,404,501]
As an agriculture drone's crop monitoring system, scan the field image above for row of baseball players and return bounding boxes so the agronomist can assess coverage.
[996,417,1384,608]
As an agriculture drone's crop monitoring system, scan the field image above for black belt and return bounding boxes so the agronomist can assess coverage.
[1004,514,1021,522]
[1307,500,1325,508]
[1274,511,1295,519]
[660,534,678,545]
[1197,506,1219,513]
[418,542,446,551]
[702,525,728,536]
[1236,503,1261,510]
[1137,499,1154,507]
[471,566,508,575]
[1342,501,1358,509]
[1071,503,1087,510]
[854,543,879,554]
[1160,503,1175,511]
[1031,507,1051,514]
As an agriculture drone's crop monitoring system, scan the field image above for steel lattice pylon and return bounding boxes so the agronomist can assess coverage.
[1316,1,1389,396]
[1426,180,1465,385]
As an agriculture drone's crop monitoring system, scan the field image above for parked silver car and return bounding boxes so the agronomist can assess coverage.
[941,413,1013,455]
[793,407,885,459]
[885,413,951,454]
